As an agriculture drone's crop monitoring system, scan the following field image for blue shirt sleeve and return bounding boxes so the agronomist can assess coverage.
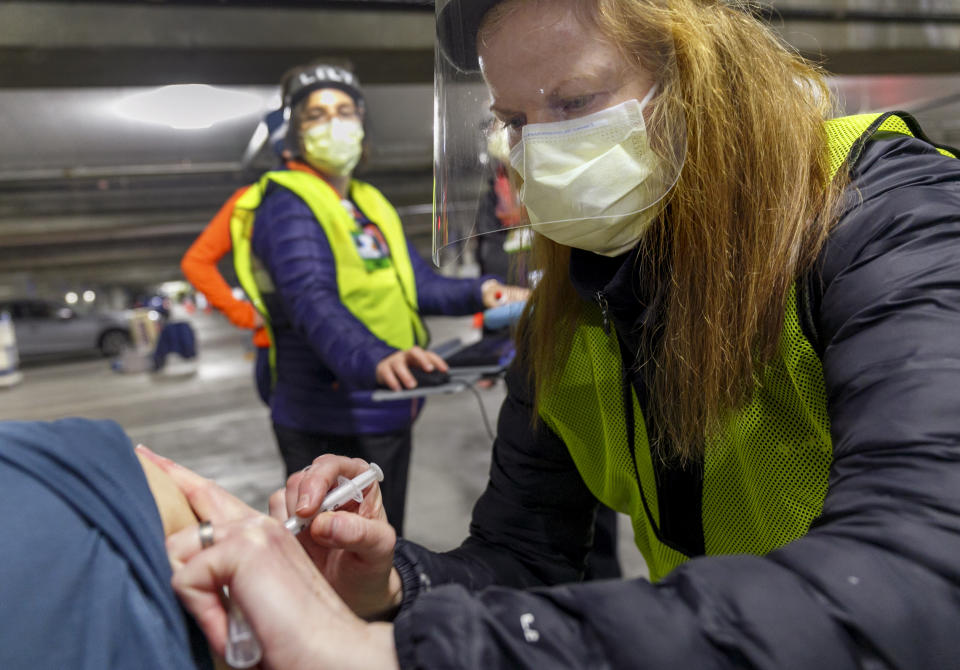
[251,186,396,388]
[0,419,207,670]
[408,241,494,316]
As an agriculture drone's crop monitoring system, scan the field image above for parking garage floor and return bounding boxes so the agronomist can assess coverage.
[0,310,646,576]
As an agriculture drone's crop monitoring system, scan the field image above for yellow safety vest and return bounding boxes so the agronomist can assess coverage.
[539,113,958,581]
[230,170,427,385]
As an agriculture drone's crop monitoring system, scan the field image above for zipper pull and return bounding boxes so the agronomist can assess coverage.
[596,291,611,335]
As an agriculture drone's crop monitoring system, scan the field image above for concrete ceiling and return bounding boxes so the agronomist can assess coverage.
[0,1,435,88]
[1,0,959,295]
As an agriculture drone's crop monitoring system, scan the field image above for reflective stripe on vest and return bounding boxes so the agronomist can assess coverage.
[539,113,958,582]
[230,171,427,386]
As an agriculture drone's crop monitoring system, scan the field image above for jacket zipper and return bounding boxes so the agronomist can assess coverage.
[596,291,611,335]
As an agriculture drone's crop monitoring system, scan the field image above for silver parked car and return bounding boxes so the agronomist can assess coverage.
[0,299,131,359]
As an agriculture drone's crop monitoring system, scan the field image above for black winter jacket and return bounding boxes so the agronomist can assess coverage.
[392,131,960,669]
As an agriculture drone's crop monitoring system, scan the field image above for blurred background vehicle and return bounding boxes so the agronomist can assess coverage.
[0,298,131,359]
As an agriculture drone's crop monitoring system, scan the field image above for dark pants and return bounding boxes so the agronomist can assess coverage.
[585,506,622,580]
[272,423,412,536]
[152,321,196,370]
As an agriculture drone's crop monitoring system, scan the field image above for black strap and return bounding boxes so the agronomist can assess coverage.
[842,111,959,177]
[619,344,693,558]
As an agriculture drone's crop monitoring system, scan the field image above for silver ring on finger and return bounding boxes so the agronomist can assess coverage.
[198,520,215,549]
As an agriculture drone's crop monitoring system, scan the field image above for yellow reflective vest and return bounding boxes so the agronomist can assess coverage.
[229,170,427,384]
[539,113,959,581]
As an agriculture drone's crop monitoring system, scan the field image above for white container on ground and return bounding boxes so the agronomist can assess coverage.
[0,311,23,388]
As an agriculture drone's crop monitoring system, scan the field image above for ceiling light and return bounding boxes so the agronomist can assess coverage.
[112,84,265,130]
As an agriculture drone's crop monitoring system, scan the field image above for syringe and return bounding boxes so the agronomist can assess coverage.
[223,463,385,668]
[284,462,384,535]
[223,594,260,669]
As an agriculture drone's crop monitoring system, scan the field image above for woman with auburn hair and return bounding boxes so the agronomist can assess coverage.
[162,1,960,668]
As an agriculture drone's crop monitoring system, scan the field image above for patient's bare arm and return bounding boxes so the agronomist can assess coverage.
[137,452,199,536]
[137,451,237,670]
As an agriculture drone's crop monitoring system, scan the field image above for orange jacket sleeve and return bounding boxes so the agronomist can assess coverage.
[181,186,260,330]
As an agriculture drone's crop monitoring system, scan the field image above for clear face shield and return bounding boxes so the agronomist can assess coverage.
[433,0,686,266]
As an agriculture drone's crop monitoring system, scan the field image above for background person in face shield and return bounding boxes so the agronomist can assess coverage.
[163,2,960,669]
[473,121,529,283]
[234,62,522,536]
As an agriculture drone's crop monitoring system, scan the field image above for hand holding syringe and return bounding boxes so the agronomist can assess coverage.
[223,463,385,668]
[284,463,384,535]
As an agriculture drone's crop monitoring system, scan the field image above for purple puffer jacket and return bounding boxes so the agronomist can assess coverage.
[251,179,491,435]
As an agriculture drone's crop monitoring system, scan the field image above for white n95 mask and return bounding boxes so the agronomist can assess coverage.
[509,86,667,257]
[302,118,364,176]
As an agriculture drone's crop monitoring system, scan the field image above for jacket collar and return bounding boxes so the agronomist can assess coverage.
[568,244,668,360]
[285,160,345,193]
